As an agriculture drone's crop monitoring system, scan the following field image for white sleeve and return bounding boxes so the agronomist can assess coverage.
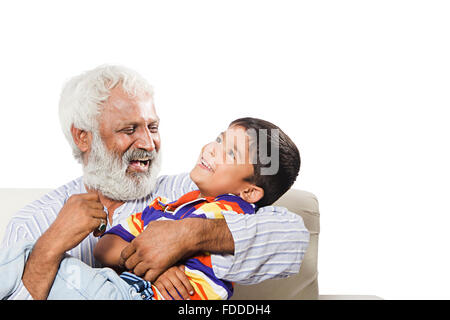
[1,219,36,300]
[211,206,310,284]
[153,172,197,201]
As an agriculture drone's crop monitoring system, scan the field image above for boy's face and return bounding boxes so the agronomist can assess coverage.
[190,125,256,198]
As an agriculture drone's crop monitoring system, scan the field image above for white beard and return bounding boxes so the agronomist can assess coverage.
[82,133,162,201]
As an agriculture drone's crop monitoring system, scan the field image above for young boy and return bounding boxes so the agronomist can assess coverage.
[93,117,301,300]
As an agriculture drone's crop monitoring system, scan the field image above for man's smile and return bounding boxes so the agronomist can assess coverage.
[128,158,151,172]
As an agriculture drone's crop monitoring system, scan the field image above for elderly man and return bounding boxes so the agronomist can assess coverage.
[1,65,309,300]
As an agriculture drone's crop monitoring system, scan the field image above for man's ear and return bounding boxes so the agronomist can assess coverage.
[70,125,92,153]
[239,184,264,204]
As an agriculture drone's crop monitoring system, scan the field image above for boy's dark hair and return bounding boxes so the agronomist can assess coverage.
[229,117,301,208]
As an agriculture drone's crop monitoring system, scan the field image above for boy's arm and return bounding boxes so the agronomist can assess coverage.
[94,234,128,273]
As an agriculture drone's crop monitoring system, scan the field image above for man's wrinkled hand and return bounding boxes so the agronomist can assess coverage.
[46,192,107,254]
[119,219,195,282]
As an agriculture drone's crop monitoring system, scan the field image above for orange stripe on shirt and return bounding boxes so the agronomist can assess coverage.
[193,254,212,268]
[151,285,161,300]
[194,282,208,300]
[218,200,246,214]
[130,212,144,234]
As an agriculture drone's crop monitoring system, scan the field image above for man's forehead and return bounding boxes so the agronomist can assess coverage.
[101,88,158,123]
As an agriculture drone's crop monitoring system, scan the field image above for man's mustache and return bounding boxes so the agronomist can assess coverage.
[122,148,158,163]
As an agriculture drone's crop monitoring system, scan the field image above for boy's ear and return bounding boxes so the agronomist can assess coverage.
[239,184,264,204]
[70,125,92,153]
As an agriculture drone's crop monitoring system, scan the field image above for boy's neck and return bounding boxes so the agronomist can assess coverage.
[197,189,219,200]
[197,190,238,200]
[197,192,209,199]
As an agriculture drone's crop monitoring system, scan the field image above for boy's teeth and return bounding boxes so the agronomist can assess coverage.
[202,159,212,170]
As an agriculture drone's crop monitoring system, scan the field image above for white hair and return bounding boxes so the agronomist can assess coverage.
[58,65,154,162]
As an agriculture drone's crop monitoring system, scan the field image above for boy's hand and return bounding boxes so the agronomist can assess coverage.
[153,265,195,300]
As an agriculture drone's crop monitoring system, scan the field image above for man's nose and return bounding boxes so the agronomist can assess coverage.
[134,128,156,151]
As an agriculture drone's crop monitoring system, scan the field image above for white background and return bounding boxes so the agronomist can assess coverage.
[0,1,449,299]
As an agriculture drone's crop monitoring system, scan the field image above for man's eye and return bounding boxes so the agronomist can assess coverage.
[123,128,135,134]
[149,125,159,133]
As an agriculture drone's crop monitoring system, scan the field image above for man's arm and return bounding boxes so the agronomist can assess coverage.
[21,230,67,300]
[21,193,107,299]
[122,173,310,284]
[211,207,310,284]
[120,218,233,281]
[121,209,309,284]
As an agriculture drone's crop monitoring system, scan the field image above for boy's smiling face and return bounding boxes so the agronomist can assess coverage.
[190,125,264,203]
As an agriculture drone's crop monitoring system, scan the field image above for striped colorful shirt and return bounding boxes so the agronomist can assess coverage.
[105,190,256,300]
[1,173,310,300]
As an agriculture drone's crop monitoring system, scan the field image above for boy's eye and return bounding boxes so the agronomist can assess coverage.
[227,149,235,158]
[216,136,222,143]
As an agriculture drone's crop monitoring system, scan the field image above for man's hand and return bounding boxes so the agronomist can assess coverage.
[22,192,107,300]
[153,265,194,300]
[119,218,235,283]
[119,219,195,282]
[46,192,107,253]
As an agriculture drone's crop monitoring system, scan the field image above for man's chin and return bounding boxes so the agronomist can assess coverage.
[89,176,156,201]
[83,163,158,201]
[82,134,162,201]
[126,167,150,178]
[125,170,146,180]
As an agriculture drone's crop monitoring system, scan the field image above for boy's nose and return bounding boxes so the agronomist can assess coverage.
[204,141,216,157]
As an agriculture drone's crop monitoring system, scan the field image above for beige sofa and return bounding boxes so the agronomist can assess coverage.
[0,187,321,299]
